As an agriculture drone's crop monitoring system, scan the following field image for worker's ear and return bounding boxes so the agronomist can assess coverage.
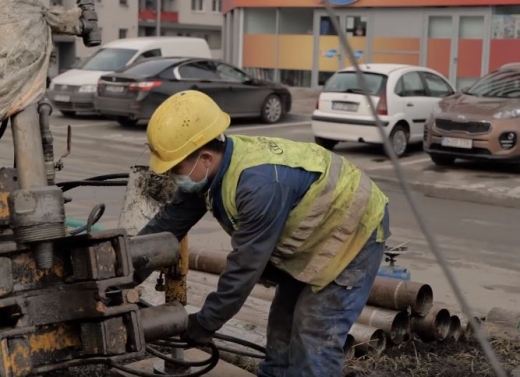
[199,151,214,167]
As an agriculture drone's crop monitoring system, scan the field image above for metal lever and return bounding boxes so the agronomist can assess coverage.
[55,125,72,171]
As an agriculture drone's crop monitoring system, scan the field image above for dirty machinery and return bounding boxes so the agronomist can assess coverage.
[0,1,222,376]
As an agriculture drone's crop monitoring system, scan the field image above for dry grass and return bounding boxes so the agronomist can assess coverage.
[345,336,520,377]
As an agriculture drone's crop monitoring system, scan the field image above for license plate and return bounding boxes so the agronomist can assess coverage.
[106,85,125,93]
[54,95,70,102]
[441,137,473,149]
[332,101,358,112]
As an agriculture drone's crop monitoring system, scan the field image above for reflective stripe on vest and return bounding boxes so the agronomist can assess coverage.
[293,169,372,282]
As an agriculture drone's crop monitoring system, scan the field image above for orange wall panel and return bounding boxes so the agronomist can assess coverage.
[277,35,313,70]
[372,38,420,52]
[426,39,451,78]
[457,39,482,78]
[489,40,520,72]
[372,53,420,65]
[242,35,276,69]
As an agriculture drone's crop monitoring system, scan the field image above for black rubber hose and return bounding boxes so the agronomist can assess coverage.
[109,342,220,377]
[58,180,129,192]
[213,333,266,355]
[69,203,106,235]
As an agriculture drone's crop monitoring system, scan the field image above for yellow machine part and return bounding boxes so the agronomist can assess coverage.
[164,237,188,305]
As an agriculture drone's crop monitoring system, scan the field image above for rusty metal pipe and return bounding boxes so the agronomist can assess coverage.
[141,302,188,343]
[349,323,386,356]
[446,315,462,342]
[486,307,520,330]
[129,232,180,272]
[367,277,433,316]
[411,307,451,342]
[188,247,228,276]
[357,306,410,345]
[344,333,355,360]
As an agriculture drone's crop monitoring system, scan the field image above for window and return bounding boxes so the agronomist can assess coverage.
[191,0,204,11]
[346,16,368,37]
[119,0,128,5]
[466,70,520,98]
[323,72,387,95]
[178,61,220,79]
[124,59,178,76]
[211,0,221,12]
[395,72,427,97]
[81,47,137,72]
[423,72,454,97]
[119,29,128,39]
[133,49,162,64]
[216,63,248,82]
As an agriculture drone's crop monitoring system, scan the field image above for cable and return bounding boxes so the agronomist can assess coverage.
[213,333,266,355]
[69,203,106,235]
[57,173,130,192]
[109,342,220,377]
[321,1,507,376]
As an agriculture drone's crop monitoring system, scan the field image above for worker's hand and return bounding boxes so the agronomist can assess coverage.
[180,313,214,346]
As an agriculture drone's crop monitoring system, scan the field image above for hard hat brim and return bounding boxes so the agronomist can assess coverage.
[148,110,231,174]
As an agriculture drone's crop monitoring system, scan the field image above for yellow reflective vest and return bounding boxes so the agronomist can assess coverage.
[217,135,388,291]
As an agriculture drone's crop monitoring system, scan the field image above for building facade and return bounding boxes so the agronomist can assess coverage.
[138,0,223,59]
[222,0,520,89]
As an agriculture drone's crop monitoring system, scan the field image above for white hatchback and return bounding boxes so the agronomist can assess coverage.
[311,64,455,157]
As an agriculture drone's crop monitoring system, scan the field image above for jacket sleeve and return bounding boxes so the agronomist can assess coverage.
[137,189,208,240]
[197,179,296,332]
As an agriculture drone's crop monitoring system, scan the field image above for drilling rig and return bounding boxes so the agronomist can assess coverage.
[0,2,195,376]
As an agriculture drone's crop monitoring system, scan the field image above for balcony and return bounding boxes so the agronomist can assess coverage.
[139,9,179,23]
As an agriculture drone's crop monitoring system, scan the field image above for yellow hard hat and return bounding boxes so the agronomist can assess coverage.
[146,90,231,174]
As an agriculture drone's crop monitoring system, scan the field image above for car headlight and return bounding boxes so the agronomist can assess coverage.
[493,109,520,119]
[78,85,97,93]
[431,103,442,116]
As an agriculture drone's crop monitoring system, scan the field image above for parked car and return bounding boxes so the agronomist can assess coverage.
[311,64,455,157]
[424,64,520,166]
[48,37,212,117]
[94,58,292,126]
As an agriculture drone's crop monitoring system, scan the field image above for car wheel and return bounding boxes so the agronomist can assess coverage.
[116,117,139,127]
[261,94,283,124]
[430,154,456,166]
[314,136,338,151]
[388,124,409,158]
[60,111,76,118]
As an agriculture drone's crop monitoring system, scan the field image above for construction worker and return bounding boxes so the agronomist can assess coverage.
[138,90,390,377]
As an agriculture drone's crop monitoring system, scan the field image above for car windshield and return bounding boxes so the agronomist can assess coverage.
[323,71,387,95]
[466,70,520,98]
[122,59,178,76]
[81,48,138,71]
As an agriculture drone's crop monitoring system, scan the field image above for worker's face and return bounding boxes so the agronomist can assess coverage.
[171,152,213,182]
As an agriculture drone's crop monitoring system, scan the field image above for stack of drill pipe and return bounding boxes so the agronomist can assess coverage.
[410,303,452,342]
[186,248,484,352]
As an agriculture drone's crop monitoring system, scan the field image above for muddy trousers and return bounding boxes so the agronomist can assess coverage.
[257,208,389,377]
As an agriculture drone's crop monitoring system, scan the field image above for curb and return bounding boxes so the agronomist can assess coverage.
[370,174,520,209]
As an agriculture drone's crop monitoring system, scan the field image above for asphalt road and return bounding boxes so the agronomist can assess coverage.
[0,114,518,314]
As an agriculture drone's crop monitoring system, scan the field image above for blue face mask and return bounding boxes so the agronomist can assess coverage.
[170,155,209,194]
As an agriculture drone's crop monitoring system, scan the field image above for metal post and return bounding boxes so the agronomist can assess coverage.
[156,0,162,36]
[11,105,48,189]
[154,236,191,375]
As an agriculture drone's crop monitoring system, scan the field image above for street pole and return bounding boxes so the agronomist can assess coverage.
[156,0,161,36]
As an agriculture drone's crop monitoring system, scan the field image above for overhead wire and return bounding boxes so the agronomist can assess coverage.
[321,1,506,376]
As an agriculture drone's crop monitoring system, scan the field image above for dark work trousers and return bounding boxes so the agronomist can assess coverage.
[258,206,389,377]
